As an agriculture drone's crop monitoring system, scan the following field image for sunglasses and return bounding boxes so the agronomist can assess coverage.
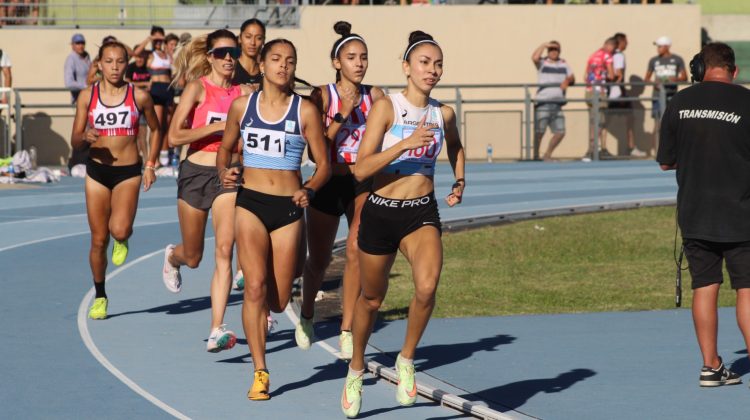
[74,41,85,45]
[208,47,241,60]
[548,47,560,52]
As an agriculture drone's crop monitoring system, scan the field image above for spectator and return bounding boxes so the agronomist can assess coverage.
[531,40,574,161]
[583,37,616,161]
[63,33,91,104]
[125,49,152,163]
[607,32,641,157]
[645,36,687,155]
[0,48,11,108]
[657,42,749,389]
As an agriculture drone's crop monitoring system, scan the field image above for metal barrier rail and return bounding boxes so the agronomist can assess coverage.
[1,87,12,157]
[0,1,301,28]
[10,82,687,160]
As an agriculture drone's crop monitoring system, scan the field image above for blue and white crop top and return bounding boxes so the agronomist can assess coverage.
[239,91,306,171]
[381,92,444,176]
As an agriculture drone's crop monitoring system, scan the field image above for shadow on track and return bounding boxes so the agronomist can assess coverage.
[105,293,244,318]
[461,368,596,412]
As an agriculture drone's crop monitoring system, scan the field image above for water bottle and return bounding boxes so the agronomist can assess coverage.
[7,163,15,184]
[170,153,179,177]
[29,146,37,169]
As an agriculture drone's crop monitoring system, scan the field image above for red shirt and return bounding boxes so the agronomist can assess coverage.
[585,49,613,92]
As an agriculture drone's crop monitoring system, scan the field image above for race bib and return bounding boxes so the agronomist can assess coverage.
[242,127,286,158]
[396,127,443,164]
[206,111,228,137]
[334,123,365,163]
[92,105,132,130]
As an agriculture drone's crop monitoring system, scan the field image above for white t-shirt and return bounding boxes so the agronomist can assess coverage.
[610,51,626,99]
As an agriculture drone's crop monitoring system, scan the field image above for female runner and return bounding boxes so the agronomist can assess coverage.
[340,31,465,417]
[294,21,384,360]
[134,26,174,165]
[160,29,253,352]
[71,41,162,320]
[217,38,330,400]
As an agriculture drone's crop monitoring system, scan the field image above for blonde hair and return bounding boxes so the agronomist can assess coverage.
[171,29,236,87]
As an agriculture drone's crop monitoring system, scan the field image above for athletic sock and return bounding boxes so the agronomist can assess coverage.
[94,281,107,298]
[348,367,365,377]
[256,368,269,374]
[398,354,414,365]
[301,313,313,320]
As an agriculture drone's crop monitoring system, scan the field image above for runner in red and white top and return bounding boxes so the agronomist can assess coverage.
[161,29,254,353]
[70,40,162,321]
[294,21,385,360]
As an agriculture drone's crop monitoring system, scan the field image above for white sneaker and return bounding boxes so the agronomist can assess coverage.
[295,316,314,350]
[232,270,244,291]
[630,148,647,157]
[162,244,182,293]
[206,324,237,353]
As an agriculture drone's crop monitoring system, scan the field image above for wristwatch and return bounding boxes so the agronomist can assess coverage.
[304,187,316,200]
[333,113,346,124]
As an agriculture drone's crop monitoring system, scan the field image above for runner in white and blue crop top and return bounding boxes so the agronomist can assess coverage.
[341,31,466,418]
[216,38,330,401]
[295,21,386,359]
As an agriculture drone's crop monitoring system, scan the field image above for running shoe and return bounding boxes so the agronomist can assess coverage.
[267,315,277,335]
[233,270,245,291]
[248,370,270,401]
[699,358,741,387]
[341,371,363,418]
[206,324,237,353]
[88,297,108,320]
[339,331,353,360]
[295,315,314,350]
[112,239,128,266]
[162,244,182,293]
[395,353,418,406]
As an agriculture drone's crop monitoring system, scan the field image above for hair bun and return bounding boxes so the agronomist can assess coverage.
[334,21,352,37]
[408,30,433,45]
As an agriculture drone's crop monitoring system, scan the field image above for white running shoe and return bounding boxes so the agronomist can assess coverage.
[206,324,237,353]
[295,316,314,350]
[162,244,182,293]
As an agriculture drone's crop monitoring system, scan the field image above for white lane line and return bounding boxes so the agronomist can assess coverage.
[77,249,191,420]
[0,205,177,226]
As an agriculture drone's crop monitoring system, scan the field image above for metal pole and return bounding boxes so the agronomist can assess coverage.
[14,90,22,154]
[524,85,532,160]
[454,87,463,147]
[593,89,600,161]
[658,82,667,117]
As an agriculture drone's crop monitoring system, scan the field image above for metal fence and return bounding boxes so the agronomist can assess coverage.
[6,81,688,163]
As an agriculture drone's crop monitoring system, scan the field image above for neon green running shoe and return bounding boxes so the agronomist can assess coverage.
[88,297,108,320]
[295,316,314,350]
[395,354,417,406]
[339,331,353,360]
[112,239,129,266]
[341,371,363,418]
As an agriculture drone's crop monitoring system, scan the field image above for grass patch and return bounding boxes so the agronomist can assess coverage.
[381,206,737,320]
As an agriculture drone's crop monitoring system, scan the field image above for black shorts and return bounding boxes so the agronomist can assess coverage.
[86,158,141,190]
[177,160,238,211]
[235,187,303,233]
[309,174,372,217]
[150,82,174,107]
[358,192,441,255]
[683,238,750,289]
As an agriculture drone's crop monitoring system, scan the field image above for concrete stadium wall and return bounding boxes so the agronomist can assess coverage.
[1,4,700,164]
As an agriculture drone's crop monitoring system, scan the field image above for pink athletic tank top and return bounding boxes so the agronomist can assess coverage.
[188,77,243,153]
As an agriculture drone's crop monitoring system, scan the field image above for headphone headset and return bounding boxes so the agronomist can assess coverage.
[689,52,705,83]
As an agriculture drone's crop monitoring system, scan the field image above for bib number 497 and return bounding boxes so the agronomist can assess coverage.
[94,111,129,127]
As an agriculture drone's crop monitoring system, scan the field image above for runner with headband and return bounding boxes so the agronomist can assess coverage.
[217,38,331,400]
[294,21,384,360]
[340,30,465,417]
[71,40,162,320]
[160,29,253,353]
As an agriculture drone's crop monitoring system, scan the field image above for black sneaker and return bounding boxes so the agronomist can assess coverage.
[599,149,614,159]
[699,359,742,387]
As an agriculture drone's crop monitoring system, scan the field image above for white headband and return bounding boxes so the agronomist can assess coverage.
[403,39,439,60]
[334,36,366,58]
